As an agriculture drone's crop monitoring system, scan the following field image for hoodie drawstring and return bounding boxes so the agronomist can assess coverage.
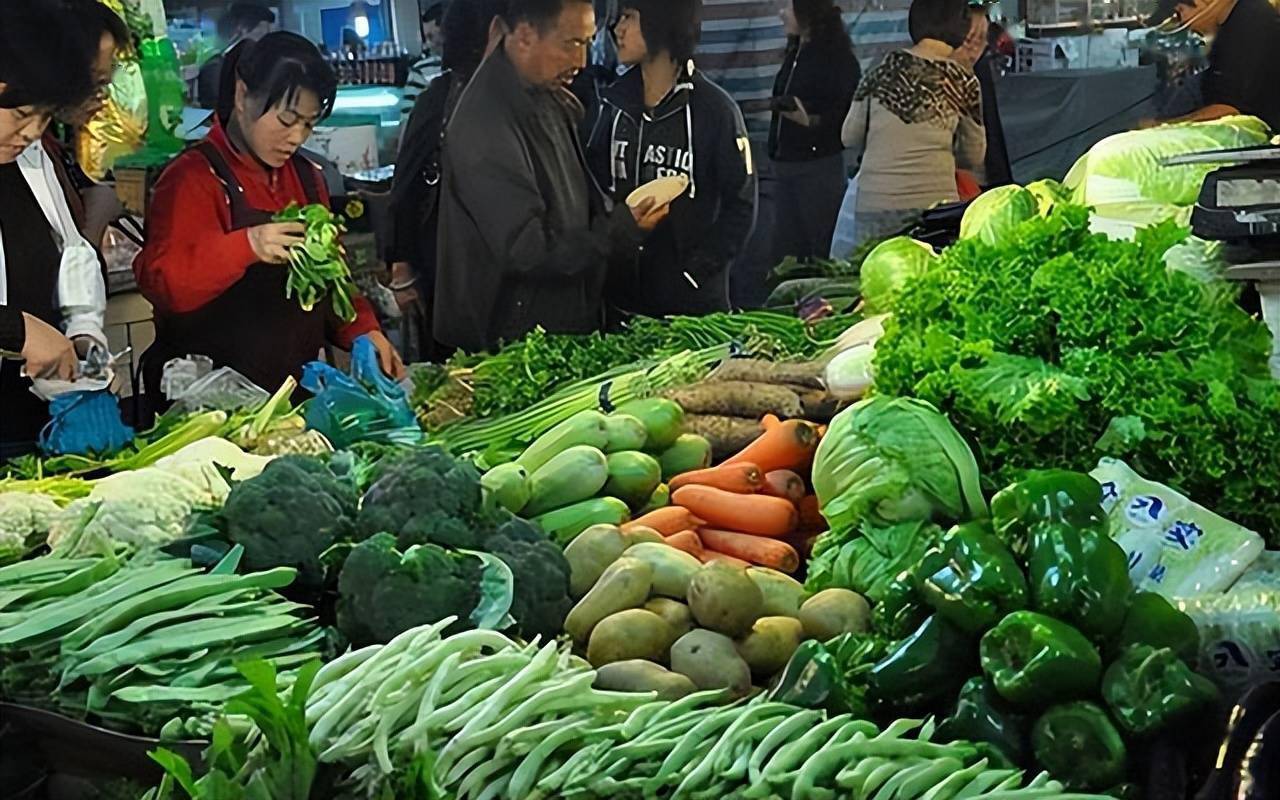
[685,104,696,201]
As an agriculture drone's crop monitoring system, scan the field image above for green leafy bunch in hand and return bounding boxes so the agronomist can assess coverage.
[274,203,358,323]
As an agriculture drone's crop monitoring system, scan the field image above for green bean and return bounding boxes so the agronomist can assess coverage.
[762,714,853,782]
[651,704,746,789]
[748,709,823,784]
[952,768,1021,799]
[507,719,592,798]
[918,758,992,800]
[898,756,964,798]
[835,755,891,796]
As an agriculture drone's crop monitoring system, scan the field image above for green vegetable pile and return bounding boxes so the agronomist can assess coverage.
[792,469,1216,794]
[0,547,323,737]
[274,202,359,323]
[303,619,1101,800]
[874,203,1280,538]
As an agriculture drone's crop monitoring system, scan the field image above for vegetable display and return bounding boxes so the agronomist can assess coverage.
[273,202,359,323]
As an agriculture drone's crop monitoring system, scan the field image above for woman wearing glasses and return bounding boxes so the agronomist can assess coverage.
[135,32,403,407]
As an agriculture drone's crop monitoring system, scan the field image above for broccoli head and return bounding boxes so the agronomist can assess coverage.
[357,446,492,550]
[222,455,358,589]
[482,515,573,641]
[336,533,482,646]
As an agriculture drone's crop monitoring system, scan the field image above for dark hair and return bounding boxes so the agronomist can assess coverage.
[422,2,447,24]
[216,32,337,125]
[81,0,132,52]
[908,0,971,47]
[503,0,592,32]
[792,0,853,54]
[620,0,702,63]
[442,0,509,74]
[217,2,277,41]
[0,0,97,111]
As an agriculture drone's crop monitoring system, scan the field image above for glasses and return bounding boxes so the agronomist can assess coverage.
[276,109,322,130]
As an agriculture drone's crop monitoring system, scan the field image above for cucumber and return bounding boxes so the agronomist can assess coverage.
[658,434,713,480]
[616,398,685,451]
[637,483,670,516]
[602,451,663,510]
[534,497,631,546]
[603,413,649,453]
[480,462,530,515]
[516,410,609,474]
[523,445,609,517]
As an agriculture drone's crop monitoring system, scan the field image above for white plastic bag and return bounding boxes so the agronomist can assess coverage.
[1177,587,1280,695]
[828,173,860,260]
[1091,457,1264,597]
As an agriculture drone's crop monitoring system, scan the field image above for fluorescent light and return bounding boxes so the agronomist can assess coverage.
[332,90,401,110]
[354,13,370,38]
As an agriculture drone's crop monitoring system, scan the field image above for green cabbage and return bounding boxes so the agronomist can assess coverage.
[859,237,936,314]
[1064,115,1271,225]
[960,186,1039,247]
[812,396,988,534]
[1026,178,1071,217]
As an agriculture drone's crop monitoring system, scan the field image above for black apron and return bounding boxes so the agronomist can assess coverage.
[142,143,329,407]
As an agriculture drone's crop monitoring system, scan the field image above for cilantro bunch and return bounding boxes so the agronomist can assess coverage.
[875,204,1280,539]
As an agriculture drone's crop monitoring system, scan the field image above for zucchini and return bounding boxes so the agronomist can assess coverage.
[534,497,631,546]
[522,445,609,517]
[602,451,663,510]
[616,398,684,451]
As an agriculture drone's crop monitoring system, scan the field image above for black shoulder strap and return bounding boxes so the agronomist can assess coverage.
[291,154,326,206]
[195,141,253,222]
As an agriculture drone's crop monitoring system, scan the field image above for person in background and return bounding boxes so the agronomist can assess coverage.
[135,32,403,408]
[402,2,448,120]
[841,0,984,246]
[433,0,668,353]
[0,0,105,457]
[1149,0,1280,130]
[388,0,508,362]
[765,0,860,268]
[197,2,276,110]
[43,0,130,247]
[586,0,757,317]
[951,0,1012,188]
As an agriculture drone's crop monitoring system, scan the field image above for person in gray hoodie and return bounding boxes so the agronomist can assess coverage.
[433,0,668,353]
[587,0,758,317]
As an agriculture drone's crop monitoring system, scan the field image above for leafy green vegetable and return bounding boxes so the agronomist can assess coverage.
[859,237,936,314]
[1025,178,1071,217]
[960,186,1039,247]
[811,396,987,535]
[875,204,1280,538]
[273,202,358,322]
[806,519,942,602]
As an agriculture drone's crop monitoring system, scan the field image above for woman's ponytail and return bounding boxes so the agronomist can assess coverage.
[216,39,253,124]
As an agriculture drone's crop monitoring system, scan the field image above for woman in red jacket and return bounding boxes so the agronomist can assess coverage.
[135,32,403,403]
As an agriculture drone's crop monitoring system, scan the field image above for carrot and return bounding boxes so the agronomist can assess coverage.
[761,470,806,505]
[623,506,704,537]
[664,530,705,558]
[668,462,763,494]
[798,495,824,530]
[722,416,819,473]
[699,528,800,573]
[671,485,799,537]
[697,549,752,570]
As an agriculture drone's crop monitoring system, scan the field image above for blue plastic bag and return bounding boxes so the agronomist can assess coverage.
[39,390,135,457]
[300,336,420,449]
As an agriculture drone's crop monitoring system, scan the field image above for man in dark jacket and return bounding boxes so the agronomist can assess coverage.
[586,0,758,316]
[196,3,275,109]
[434,0,666,353]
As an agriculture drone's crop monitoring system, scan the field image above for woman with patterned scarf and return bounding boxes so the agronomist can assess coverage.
[841,0,985,247]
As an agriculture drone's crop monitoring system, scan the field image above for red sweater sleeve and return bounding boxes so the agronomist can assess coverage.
[133,154,259,314]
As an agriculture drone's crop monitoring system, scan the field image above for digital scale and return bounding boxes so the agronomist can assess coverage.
[1165,145,1280,377]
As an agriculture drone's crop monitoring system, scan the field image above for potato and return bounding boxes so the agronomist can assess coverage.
[799,588,871,641]
[624,542,702,598]
[587,609,675,667]
[644,597,695,642]
[670,629,752,697]
[687,562,764,637]
[736,616,805,678]
[564,557,652,643]
[594,660,697,700]
[564,524,628,598]
[747,567,808,618]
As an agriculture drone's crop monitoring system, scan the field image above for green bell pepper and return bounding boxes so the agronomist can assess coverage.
[1027,522,1132,642]
[916,522,1028,635]
[990,470,1108,556]
[769,639,840,710]
[872,571,929,640]
[1102,645,1219,737]
[1031,701,1128,791]
[769,633,890,717]
[869,614,974,711]
[937,676,1028,767]
[980,611,1102,707]
[1110,591,1199,663]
